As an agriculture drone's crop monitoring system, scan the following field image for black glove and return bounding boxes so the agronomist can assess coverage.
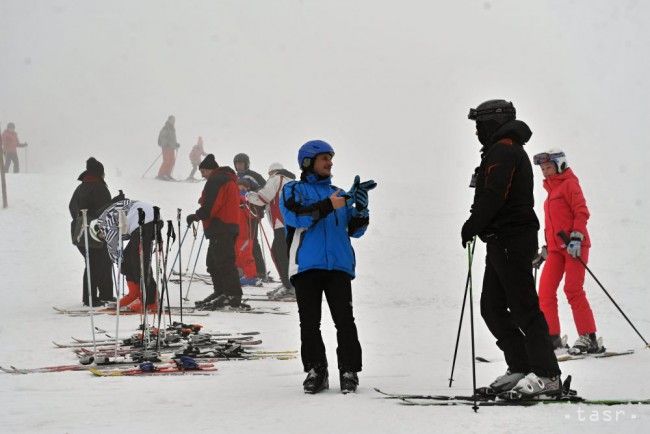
[461,221,474,248]
[186,214,197,226]
[532,245,548,269]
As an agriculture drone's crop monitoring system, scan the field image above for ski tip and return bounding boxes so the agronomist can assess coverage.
[475,356,490,363]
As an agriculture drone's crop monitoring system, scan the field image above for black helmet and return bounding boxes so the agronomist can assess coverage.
[468,100,516,124]
[233,153,250,170]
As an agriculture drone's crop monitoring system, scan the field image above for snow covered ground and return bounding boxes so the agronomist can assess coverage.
[0,171,648,434]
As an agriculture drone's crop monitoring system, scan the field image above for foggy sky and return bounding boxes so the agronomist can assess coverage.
[1,0,648,206]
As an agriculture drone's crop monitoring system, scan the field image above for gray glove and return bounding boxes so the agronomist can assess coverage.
[532,245,547,269]
[567,231,584,258]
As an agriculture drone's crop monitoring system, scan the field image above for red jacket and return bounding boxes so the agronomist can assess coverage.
[2,129,19,153]
[542,168,591,251]
[195,167,240,238]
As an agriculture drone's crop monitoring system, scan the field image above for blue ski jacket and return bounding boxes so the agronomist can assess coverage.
[280,173,369,279]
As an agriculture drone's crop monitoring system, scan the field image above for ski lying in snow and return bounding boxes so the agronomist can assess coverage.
[374,388,486,402]
[475,349,635,364]
[398,397,650,406]
[197,306,289,315]
[556,349,634,362]
[89,365,217,376]
[243,295,297,303]
[1,360,218,374]
[52,306,209,317]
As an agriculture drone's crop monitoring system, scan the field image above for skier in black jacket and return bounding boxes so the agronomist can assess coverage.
[68,157,114,306]
[461,100,561,398]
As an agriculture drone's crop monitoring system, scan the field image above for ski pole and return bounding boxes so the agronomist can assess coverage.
[467,238,479,412]
[80,209,97,355]
[177,209,183,323]
[137,208,149,347]
[258,219,281,281]
[165,224,191,282]
[448,238,476,387]
[114,208,127,358]
[183,233,206,301]
[183,223,199,275]
[157,220,175,350]
[153,206,163,325]
[558,231,649,346]
[141,152,162,179]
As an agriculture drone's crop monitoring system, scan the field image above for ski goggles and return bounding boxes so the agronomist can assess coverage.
[533,151,565,165]
[468,104,516,121]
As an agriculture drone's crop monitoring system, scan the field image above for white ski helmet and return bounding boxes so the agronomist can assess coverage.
[268,162,283,175]
[533,148,568,173]
[88,219,102,242]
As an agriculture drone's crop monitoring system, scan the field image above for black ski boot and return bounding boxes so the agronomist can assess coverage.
[226,296,251,310]
[340,371,359,394]
[569,333,605,355]
[195,292,223,308]
[550,334,568,351]
[201,294,228,311]
[303,367,329,394]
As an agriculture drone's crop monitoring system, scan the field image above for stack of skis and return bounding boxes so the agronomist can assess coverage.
[1,322,296,377]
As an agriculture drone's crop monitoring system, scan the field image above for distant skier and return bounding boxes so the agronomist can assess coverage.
[532,149,603,354]
[461,100,561,398]
[68,157,114,306]
[187,136,207,181]
[187,154,249,309]
[2,122,28,173]
[92,198,159,313]
[156,115,180,181]
[246,162,297,298]
[234,153,268,281]
[280,140,375,394]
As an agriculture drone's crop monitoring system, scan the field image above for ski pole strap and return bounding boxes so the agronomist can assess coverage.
[167,220,175,243]
[138,208,145,226]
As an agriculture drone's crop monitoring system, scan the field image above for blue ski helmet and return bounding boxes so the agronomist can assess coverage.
[297,140,335,170]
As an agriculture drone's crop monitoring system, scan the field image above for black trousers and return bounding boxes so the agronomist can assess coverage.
[121,223,157,303]
[77,245,114,304]
[271,227,291,288]
[480,231,560,377]
[250,218,267,278]
[206,232,242,298]
[3,152,19,173]
[293,270,362,373]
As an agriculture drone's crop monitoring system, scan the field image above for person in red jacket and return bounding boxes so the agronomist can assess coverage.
[236,177,260,286]
[187,136,207,181]
[186,154,249,309]
[2,122,28,173]
[533,149,603,354]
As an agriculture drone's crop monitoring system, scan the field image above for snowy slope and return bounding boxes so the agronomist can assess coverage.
[0,172,648,434]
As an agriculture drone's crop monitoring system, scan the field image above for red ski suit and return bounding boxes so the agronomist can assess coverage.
[235,196,257,279]
[538,168,596,336]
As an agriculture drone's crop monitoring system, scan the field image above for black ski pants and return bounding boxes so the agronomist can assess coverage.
[121,222,157,304]
[206,232,242,298]
[480,230,561,377]
[77,245,114,304]
[250,218,267,278]
[293,269,362,373]
[3,152,19,173]
[272,227,292,288]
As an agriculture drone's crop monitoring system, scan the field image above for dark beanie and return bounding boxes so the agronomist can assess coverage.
[86,157,105,177]
[199,154,218,170]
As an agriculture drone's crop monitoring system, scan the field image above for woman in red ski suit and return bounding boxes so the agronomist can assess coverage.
[534,149,601,354]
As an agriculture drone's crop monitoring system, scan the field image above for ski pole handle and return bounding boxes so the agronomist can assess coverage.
[167,220,174,242]
[153,206,160,223]
[138,208,145,226]
[557,230,570,245]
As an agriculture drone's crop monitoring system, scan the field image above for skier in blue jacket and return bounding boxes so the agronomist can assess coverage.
[280,139,376,394]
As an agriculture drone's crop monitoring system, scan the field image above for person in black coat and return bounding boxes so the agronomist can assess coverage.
[69,157,114,306]
[461,100,561,397]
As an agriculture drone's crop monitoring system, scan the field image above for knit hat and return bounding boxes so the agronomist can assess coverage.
[199,154,218,170]
[86,157,105,177]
